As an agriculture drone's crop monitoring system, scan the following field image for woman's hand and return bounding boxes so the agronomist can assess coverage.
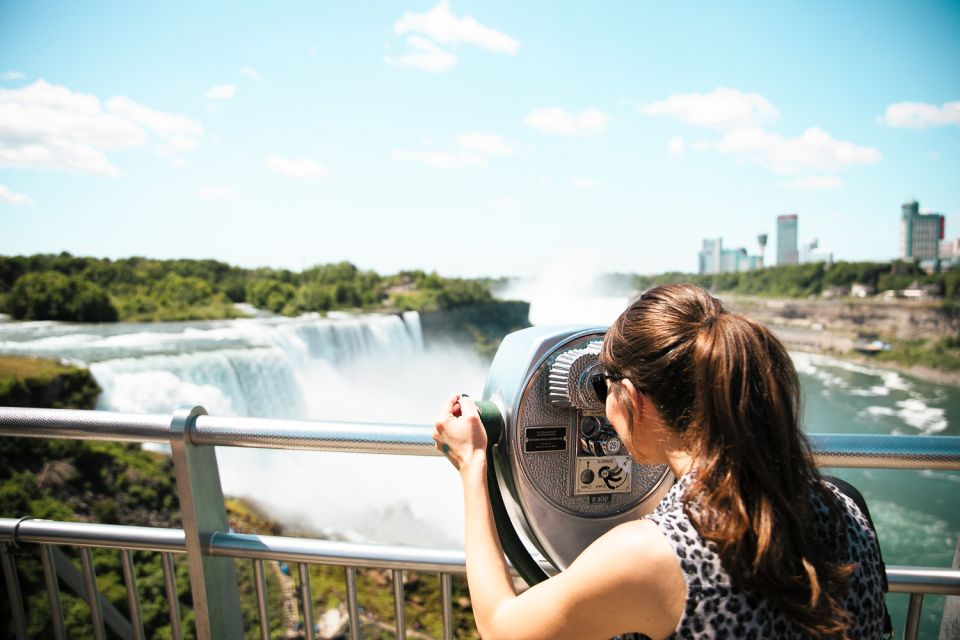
[433,393,487,473]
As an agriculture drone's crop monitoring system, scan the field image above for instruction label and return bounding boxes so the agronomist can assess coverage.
[524,426,567,453]
[573,456,632,495]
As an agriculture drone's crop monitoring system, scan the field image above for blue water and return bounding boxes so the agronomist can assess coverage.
[794,352,960,639]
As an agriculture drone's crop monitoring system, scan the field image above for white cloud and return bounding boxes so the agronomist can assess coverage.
[668,136,685,157]
[393,132,513,169]
[393,1,520,54]
[880,101,960,129]
[240,67,263,80]
[0,184,33,205]
[0,79,203,175]
[266,155,329,179]
[197,184,236,200]
[642,87,780,130]
[524,108,609,136]
[1,71,25,81]
[494,195,521,209]
[393,148,485,169]
[695,126,881,174]
[778,176,843,190]
[455,132,514,156]
[386,36,458,73]
[307,44,318,58]
[572,177,598,189]
[106,96,203,139]
[205,84,236,100]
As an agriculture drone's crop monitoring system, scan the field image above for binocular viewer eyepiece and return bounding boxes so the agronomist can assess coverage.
[475,326,673,585]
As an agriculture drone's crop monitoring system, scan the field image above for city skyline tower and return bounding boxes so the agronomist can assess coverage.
[777,214,799,266]
[900,199,944,261]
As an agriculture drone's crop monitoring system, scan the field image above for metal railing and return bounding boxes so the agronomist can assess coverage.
[1,406,959,640]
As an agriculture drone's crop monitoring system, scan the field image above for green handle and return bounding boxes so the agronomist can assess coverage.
[475,400,503,444]
[473,399,549,585]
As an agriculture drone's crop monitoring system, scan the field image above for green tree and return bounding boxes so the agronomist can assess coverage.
[296,282,334,312]
[247,278,296,314]
[8,271,118,322]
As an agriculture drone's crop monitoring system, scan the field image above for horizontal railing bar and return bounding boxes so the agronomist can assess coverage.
[191,415,437,456]
[0,518,467,573]
[887,566,960,595]
[6,518,960,596]
[0,407,438,456]
[208,531,467,572]
[808,433,960,470]
[4,407,960,468]
[0,519,186,553]
[0,407,170,443]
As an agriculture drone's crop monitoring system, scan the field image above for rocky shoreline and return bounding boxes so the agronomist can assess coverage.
[723,295,960,387]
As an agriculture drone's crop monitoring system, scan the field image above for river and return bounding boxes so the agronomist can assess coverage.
[0,299,957,638]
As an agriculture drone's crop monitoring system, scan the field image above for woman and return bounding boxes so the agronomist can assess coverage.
[433,283,886,639]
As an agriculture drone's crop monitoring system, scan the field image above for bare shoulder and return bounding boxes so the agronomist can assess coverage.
[559,518,686,639]
[582,518,681,587]
[493,518,686,640]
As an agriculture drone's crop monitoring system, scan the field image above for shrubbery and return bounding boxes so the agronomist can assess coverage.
[8,271,117,322]
[0,253,497,322]
[634,260,960,300]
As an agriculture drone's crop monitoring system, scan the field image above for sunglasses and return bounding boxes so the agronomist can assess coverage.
[590,372,625,403]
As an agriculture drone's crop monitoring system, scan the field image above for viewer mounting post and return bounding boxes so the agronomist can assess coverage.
[169,405,243,639]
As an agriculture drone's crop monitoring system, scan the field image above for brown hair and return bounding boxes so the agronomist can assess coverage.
[601,283,855,638]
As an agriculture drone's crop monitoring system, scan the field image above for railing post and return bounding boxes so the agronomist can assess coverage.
[39,544,66,640]
[943,535,960,639]
[1,542,27,640]
[169,405,242,640]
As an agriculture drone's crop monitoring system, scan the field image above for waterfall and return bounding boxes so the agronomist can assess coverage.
[0,310,487,547]
[43,313,428,418]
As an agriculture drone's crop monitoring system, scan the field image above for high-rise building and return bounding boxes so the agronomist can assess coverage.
[698,238,760,274]
[698,238,722,274]
[900,199,944,261]
[777,214,799,266]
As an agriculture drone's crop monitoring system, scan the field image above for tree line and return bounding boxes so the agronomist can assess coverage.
[0,253,495,322]
[629,260,960,300]
[4,253,956,325]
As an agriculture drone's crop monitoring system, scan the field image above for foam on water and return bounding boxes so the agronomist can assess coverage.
[849,385,890,397]
[856,397,948,435]
[867,498,956,567]
[893,398,948,434]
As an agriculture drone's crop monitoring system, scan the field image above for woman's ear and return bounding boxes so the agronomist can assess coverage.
[620,378,644,418]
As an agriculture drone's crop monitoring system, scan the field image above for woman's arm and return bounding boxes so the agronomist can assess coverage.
[434,395,685,640]
[433,394,516,635]
[458,450,521,637]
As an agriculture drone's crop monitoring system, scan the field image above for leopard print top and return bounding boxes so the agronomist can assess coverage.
[633,474,887,639]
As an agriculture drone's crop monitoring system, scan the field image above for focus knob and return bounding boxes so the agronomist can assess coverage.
[548,341,604,410]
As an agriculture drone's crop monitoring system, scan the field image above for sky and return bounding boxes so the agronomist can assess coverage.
[1,1,958,278]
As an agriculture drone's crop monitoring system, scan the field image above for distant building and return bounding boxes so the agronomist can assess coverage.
[777,214,799,265]
[801,238,834,266]
[699,238,722,274]
[698,238,761,274]
[899,199,944,261]
[940,238,960,260]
